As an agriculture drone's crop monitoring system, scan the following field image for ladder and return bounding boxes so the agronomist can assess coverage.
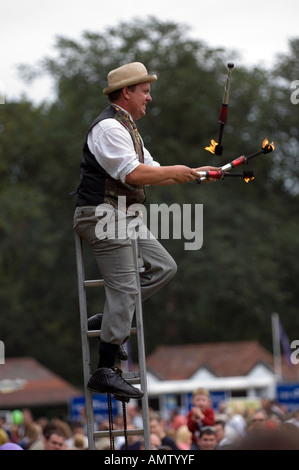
[74,231,151,450]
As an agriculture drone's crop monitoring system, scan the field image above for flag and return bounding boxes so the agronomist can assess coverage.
[279,320,292,364]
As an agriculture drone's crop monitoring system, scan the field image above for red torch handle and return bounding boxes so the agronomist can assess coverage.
[206,170,223,179]
[221,155,247,172]
[197,170,223,179]
[218,104,228,124]
[230,155,247,168]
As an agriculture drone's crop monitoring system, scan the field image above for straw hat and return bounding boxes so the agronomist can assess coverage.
[103,62,157,95]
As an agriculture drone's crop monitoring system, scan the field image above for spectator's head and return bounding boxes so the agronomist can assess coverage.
[196,426,217,450]
[43,425,65,450]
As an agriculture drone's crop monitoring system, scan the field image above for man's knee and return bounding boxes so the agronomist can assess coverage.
[167,257,177,280]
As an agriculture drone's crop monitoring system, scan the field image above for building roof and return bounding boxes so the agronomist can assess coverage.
[146,340,298,381]
[0,357,81,409]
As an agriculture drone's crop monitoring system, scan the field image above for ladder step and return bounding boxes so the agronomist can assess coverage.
[84,279,105,287]
[94,428,144,439]
[87,329,101,338]
[122,371,140,383]
[87,327,137,338]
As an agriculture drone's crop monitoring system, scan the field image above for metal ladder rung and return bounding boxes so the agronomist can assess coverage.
[93,428,144,439]
[122,371,140,384]
[84,279,105,287]
[87,326,137,338]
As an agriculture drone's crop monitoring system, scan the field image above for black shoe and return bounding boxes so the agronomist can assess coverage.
[87,367,144,399]
[88,314,128,361]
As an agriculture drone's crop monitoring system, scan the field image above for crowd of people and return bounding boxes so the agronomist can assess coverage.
[1,394,299,450]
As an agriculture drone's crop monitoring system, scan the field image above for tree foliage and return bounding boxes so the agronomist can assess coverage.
[1,17,299,385]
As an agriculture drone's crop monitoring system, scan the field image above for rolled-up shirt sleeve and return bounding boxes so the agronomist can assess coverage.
[87,119,160,183]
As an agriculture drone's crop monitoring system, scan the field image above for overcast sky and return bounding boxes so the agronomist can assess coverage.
[1,0,298,102]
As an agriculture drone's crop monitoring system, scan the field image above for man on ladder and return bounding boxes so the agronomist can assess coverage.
[73,62,218,400]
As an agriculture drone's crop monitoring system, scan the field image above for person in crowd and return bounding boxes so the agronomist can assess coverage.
[0,414,10,446]
[120,424,143,450]
[65,420,88,449]
[214,419,232,448]
[42,426,67,450]
[140,432,163,450]
[150,414,179,450]
[174,424,192,450]
[187,387,215,448]
[260,398,286,422]
[0,428,9,447]
[169,409,187,431]
[193,426,218,450]
[224,402,247,444]
[20,422,43,450]
[126,403,143,429]
[67,433,87,450]
[246,409,268,434]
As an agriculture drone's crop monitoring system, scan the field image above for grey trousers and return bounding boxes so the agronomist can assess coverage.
[73,205,177,346]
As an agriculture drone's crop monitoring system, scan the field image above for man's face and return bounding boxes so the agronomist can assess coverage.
[126,82,152,120]
[198,433,217,450]
[150,419,161,437]
[44,433,65,450]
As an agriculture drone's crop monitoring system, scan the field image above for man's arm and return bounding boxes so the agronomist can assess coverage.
[125,163,220,185]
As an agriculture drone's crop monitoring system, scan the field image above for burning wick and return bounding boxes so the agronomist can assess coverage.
[244,175,254,183]
[205,139,218,154]
[262,138,275,154]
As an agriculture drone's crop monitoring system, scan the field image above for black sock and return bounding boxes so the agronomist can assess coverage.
[98,341,119,368]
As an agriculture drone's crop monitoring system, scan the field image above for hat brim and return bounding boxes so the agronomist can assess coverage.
[103,74,157,95]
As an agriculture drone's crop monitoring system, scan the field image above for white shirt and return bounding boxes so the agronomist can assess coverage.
[87,107,160,183]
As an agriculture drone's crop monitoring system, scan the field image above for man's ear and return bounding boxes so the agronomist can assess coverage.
[122,87,131,101]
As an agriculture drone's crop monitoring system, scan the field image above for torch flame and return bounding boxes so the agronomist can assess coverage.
[205,139,218,154]
[262,137,275,151]
[244,176,254,183]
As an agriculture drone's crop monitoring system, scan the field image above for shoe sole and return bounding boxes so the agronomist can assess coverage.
[87,385,143,399]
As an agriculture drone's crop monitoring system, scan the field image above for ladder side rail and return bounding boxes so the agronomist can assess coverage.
[132,238,151,450]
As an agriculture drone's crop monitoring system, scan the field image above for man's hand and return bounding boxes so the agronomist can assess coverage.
[194,165,222,183]
[171,165,201,184]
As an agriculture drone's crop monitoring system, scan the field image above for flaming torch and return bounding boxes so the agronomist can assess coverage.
[197,138,275,183]
[205,63,234,156]
[196,170,255,183]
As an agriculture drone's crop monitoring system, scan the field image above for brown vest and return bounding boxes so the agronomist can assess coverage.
[76,105,146,209]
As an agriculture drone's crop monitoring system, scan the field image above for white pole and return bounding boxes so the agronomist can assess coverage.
[271,312,282,382]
